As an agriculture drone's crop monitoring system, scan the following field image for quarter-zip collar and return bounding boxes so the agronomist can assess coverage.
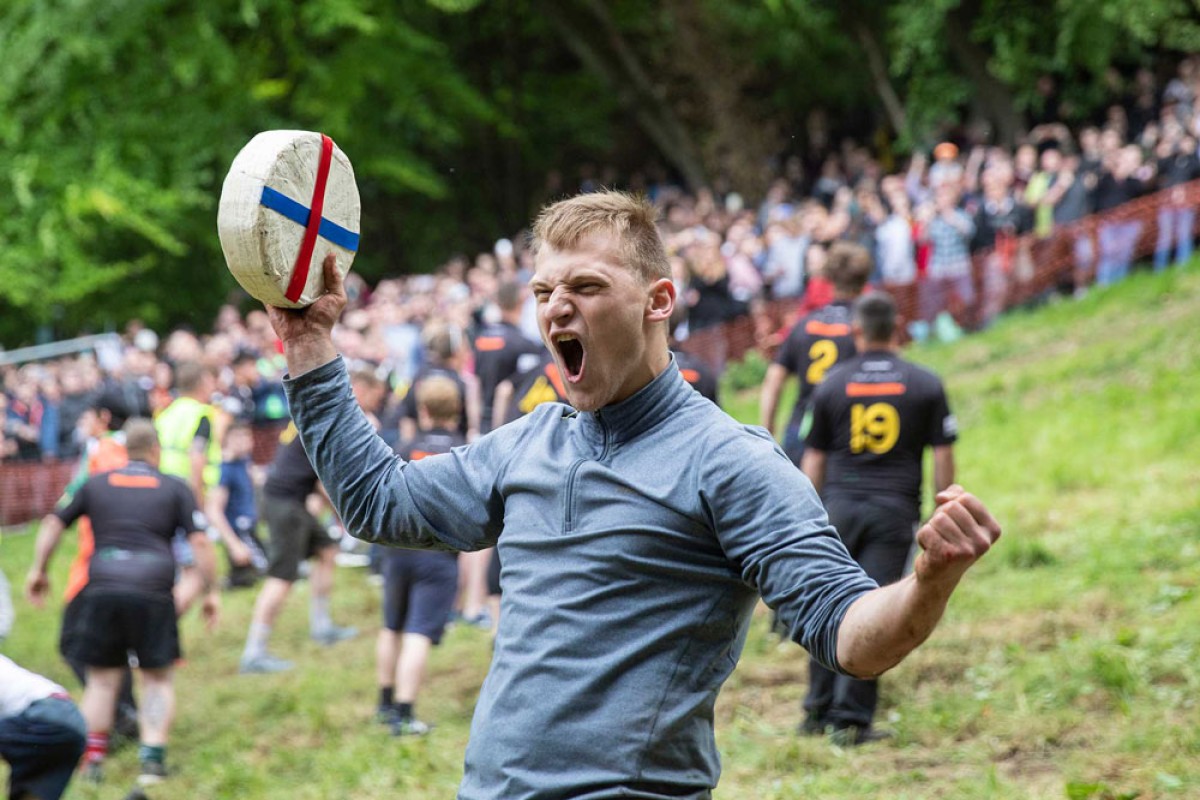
[578,356,692,448]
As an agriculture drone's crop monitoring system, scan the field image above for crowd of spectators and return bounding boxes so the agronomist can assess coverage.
[4,59,1200,465]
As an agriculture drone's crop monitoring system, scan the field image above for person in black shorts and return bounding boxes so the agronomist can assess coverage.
[375,376,465,736]
[473,281,543,435]
[402,325,487,626]
[26,419,218,786]
[760,241,872,465]
[239,370,385,673]
[801,291,958,744]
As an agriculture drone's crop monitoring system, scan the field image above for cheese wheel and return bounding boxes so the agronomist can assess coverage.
[218,130,360,308]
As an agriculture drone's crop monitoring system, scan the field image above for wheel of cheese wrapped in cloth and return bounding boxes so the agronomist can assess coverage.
[218,130,360,308]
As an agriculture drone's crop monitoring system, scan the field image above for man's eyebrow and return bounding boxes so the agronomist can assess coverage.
[529,272,610,290]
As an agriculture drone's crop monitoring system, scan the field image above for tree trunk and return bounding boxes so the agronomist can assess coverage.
[853,22,908,139]
[660,0,781,199]
[540,0,708,191]
[944,0,1021,146]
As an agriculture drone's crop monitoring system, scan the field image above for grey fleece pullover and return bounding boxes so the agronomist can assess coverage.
[286,357,877,800]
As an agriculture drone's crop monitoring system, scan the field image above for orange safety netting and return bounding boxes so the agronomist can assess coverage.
[0,424,288,528]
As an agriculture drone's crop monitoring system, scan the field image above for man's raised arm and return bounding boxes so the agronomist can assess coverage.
[835,485,1001,678]
[266,255,506,554]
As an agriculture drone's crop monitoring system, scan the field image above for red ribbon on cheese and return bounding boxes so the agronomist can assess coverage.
[284,133,335,303]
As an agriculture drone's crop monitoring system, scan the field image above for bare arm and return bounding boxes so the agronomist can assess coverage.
[759,363,789,435]
[204,486,251,566]
[835,486,1001,678]
[932,445,955,495]
[463,372,482,442]
[188,448,207,505]
[492,379,514,430]
[187,530,221,629]
[25,514,66,607]
[187,530,219,592]
[800,448,827,494]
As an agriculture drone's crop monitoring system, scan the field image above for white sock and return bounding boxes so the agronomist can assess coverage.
[310,596,332,634]
[243,623,272,661]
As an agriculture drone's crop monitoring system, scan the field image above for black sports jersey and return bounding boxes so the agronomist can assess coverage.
[507,354,569,421]
[398,365,469,434]
[673,350,720,405]
[773,300,857,429]
[399,427,467,461]
[54,461,204,595]
[263,422,319,502]
[805,350,957,519]
[473,323,543,432]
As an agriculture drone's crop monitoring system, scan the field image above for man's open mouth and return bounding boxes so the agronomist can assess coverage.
[554,334,586,382]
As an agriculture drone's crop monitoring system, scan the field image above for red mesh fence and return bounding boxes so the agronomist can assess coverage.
[2,180,1196,526]
[0,423,289,528]
[678,178,1200,366]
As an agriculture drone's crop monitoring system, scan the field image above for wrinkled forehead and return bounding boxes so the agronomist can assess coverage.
[531,236,632,284]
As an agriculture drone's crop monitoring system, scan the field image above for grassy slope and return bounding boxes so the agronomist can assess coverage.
[3,266,1199,799]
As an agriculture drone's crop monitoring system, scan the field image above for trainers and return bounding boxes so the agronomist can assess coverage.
[81,761,105,784]
[112,710,140,750]
[137,760,168,786]
[829,724,893,746]
[311,625,358,646]
[375,705,402,726]
[797,715,827,736]
[390,717,431,737]
[239,653,295,674]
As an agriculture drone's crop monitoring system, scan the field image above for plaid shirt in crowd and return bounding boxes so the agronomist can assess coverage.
[926,210,975,279]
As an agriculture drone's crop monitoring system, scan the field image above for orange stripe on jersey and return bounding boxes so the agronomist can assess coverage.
[69,437,128,602]
[805,321,851,337]
[65,520,94,603]
[680,369,701,384]
[846,382,907,397]
[89,438,128,474]
[409,450,433,461]
[474,336,506,352]
[107,473,161,489]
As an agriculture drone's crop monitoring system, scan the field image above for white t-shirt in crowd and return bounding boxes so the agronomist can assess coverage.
[876,215,917,285]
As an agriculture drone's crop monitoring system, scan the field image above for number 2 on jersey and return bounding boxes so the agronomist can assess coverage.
[806,339,838,385]
[850,402,900,454]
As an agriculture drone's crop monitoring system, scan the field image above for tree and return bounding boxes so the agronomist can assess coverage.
[0,0,493,344]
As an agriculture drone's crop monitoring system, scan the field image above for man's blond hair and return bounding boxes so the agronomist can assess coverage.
[825,241,873,296]
[531,191,670,283]
[123,418,160,460]
[416,375,462,424]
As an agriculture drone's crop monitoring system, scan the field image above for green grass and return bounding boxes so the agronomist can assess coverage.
[4,265,1200,798]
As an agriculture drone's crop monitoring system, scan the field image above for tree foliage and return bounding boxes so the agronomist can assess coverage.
[0,0,497,342]
[3,0,1199,345]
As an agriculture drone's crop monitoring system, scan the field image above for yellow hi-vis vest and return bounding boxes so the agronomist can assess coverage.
[155,396,222,489]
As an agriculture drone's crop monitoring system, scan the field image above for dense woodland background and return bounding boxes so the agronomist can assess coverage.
[4,0,1200,344]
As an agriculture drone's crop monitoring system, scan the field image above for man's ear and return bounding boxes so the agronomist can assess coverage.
[851,320,866,351]
[645,278,676,324]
